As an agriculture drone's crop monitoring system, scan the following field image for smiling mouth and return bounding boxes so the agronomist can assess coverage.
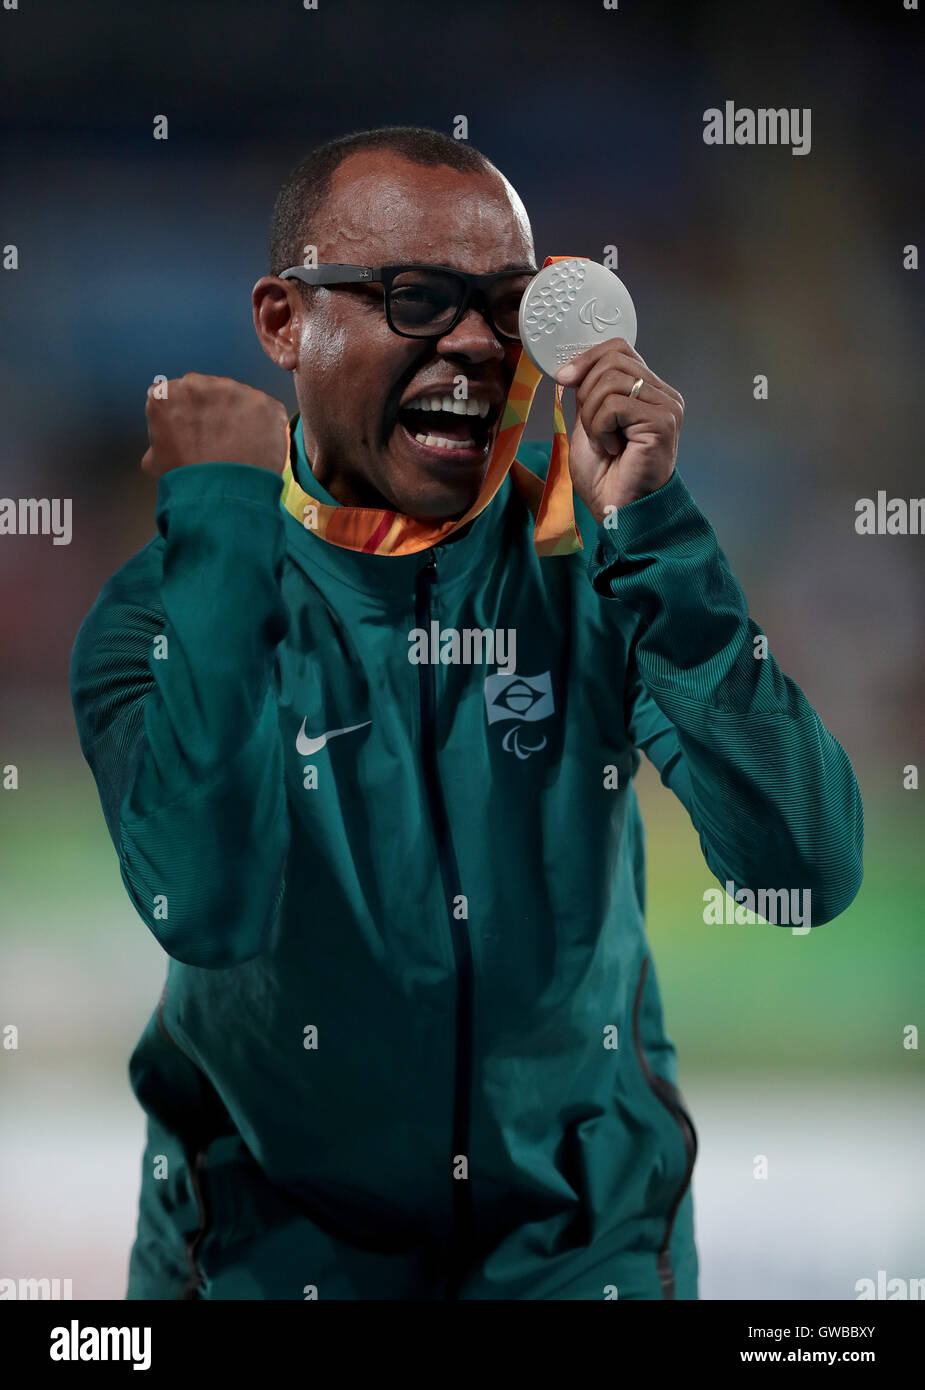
[396,394,500,454]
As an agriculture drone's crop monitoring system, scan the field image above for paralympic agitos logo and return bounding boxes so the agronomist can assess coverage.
[578,297,623,333]
[483,670,555,761]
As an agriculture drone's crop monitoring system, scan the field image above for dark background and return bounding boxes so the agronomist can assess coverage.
[1,0,922,1300]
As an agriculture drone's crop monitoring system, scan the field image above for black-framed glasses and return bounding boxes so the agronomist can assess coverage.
[278,262,537,341]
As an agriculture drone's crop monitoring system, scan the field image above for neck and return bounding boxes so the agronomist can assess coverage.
[306,453,391,511]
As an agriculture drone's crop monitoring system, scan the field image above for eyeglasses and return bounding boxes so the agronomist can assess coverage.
[278,262,537,341]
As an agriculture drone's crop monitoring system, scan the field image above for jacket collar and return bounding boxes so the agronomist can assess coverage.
[281,414,518,600]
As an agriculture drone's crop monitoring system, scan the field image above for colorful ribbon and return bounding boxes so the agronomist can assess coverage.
[280,255,582,557]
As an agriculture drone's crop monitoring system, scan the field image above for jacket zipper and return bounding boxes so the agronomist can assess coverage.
[631,955,698,1300]
[414,549,475,1300]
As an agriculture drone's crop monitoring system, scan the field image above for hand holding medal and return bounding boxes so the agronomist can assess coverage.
[520,257,683,524]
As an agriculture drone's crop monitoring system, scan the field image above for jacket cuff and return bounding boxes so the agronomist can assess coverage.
[587,468,709,596]
[156,461,285,514]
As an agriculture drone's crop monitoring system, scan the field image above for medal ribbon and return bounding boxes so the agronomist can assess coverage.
[279,255,582,557]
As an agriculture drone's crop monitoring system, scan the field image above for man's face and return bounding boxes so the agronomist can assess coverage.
[274,151,536,520]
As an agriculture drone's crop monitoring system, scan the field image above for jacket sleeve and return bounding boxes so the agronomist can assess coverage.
[69,462,292,967]
[589,467,864,927]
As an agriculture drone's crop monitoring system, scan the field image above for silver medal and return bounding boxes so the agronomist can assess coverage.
[518,258,637,377]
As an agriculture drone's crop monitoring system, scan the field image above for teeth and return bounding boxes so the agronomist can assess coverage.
[406,394,491,418]
[413,433,475,450]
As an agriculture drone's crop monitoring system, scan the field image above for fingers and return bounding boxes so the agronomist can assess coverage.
[555,338,642,385]
[139,373,289,477]
[579,362,680,418]
[578,365,684,442]
[556,339,684,410]
[145,378,169,419]
[142,380,165,474]
[582,355,682,411]
[585,393,680,451]
[558,342,685,460]
[142,379,170,476]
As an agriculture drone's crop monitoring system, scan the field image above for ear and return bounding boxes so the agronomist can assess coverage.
[253,276,301,372]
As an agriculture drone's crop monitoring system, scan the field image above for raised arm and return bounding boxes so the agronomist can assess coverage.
[69,376,293,966]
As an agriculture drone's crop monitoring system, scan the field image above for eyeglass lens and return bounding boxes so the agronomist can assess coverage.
[387,269,532,339]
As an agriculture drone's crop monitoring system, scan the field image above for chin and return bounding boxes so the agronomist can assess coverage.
[397,480,484,523]
[385,426,494,522]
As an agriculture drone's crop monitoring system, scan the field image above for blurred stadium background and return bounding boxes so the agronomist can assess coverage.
[1,0,922,1299]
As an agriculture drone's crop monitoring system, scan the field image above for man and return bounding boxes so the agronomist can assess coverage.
[70,126,864,1300]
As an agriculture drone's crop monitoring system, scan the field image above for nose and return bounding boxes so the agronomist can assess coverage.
[435,306,506,363]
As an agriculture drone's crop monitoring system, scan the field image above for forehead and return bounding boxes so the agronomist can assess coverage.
[315,151,534,274]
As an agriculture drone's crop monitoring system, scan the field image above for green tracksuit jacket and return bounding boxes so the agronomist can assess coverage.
[69,419,864,1300]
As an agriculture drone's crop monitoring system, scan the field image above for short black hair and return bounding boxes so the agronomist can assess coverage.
[268,125,498,275]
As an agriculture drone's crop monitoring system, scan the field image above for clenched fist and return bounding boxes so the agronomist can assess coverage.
[141,374,290,479]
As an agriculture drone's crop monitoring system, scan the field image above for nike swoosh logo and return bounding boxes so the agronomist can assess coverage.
[296,718,371,756]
